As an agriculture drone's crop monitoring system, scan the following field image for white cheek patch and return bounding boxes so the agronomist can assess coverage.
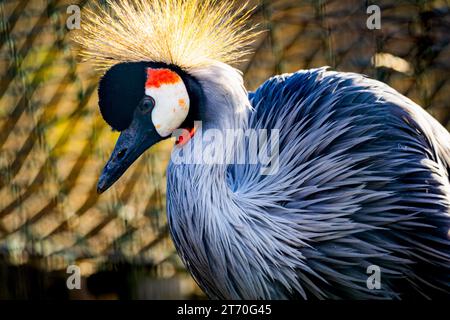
[145,68,190,137]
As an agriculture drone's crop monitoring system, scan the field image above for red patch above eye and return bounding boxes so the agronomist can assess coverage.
[146,68,180,88]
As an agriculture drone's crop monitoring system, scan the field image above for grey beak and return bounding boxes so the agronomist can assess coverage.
[97,111,163,194]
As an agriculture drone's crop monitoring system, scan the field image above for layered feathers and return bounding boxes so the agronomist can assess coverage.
[167,67,450,299]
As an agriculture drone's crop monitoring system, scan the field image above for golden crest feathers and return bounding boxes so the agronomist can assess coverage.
[73,0,259,72]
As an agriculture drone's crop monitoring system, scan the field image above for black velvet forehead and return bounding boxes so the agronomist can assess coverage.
[98,62,148,131]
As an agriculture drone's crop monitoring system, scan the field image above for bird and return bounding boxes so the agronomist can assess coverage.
[74,0,450,299]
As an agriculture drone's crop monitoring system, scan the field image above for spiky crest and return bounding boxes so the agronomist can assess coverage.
[73,0,259,72]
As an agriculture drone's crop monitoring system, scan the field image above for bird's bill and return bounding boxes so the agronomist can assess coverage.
[97,112,163,194]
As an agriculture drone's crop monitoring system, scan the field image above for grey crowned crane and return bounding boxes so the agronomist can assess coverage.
[74,0,450,299]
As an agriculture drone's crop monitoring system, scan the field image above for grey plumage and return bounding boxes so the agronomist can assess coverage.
[167,65,450,299]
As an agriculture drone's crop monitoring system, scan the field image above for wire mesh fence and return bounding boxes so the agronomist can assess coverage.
[0,0,449,298]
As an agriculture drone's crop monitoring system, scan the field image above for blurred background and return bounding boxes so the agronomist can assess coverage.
[0,0,449,299]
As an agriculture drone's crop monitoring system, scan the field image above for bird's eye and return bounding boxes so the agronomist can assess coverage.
[139,96,155,114]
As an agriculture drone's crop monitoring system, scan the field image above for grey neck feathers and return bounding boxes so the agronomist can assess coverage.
[189,62,250,131]
[169,62,250,201]
[167,62,307,299]
[169,62,250,215]
[167,63,270,298]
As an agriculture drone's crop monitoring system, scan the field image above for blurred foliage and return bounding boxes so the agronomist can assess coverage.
[0,0,449,298]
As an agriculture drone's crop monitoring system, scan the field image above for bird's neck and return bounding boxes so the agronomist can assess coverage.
[168,61,250,203]
[188,62,250,130]
[166,63,300,299]
[168,60,251,183]
[168,61,250,191]
[166,62,261,298]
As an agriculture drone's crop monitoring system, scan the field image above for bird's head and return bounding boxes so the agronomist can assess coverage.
[95,62,203,193]
[72,0,258,193]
